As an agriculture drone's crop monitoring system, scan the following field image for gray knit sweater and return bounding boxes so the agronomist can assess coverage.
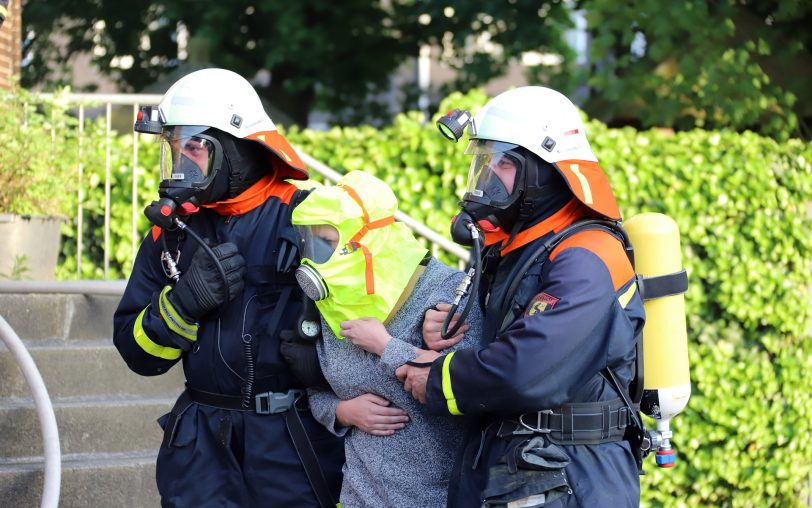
[308,258,483,508]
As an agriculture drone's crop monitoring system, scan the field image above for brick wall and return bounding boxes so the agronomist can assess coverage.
[0,0,21,90]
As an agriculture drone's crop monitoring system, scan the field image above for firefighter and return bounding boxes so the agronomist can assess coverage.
[398,86,646,507]
[113,68,343,507]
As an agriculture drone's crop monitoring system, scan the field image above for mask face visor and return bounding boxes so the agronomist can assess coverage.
[296,224,341,264]
[159,126,217,186]
[463,140,523,205]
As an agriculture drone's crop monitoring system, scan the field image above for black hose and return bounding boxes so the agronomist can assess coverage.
[441,226,482,340]
[173,218,230,299]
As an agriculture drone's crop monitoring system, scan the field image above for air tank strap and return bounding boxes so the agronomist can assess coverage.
[636,270,688,301]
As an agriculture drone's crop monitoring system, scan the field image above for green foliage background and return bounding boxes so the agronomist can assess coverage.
[55,121,162,280]
[14,89,812,506]
[0,86,79,216]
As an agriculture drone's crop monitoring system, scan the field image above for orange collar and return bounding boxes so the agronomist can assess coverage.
[202,174,296,216]
[484,199,587,256]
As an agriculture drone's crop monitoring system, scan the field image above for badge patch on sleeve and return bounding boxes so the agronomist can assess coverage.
[526,292,560,316]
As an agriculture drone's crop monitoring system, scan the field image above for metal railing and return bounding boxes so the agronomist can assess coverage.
[39,93,164,279]
[0,315,61,508]
[38,93,469,280]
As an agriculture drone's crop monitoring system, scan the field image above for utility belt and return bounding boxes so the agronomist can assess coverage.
[186,386,309,414]
[162,385,335,508]
[497,398,631,445]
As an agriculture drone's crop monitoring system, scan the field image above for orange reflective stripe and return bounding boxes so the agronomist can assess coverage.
[359,243,375,294]
[367,216,395,229]
[350,228,367,243]
[349,216,395,243]
[338,184,370,224]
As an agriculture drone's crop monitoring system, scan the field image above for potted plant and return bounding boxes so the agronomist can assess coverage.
[0,85,78,280]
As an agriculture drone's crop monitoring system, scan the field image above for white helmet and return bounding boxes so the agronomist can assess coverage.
[464,86,620,222]
[158,68,307,180]
[471,86,597,164]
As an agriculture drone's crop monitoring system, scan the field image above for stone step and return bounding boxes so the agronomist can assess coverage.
[0,450,159,508]
[0,340,185,398]
[0,293,121,342]
[0,395,176,458]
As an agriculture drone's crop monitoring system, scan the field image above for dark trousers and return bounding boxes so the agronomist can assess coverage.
[156,403,344,507]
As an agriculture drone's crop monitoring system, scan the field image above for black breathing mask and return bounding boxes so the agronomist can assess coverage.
[461,140,527,232]
[155,125,227,213]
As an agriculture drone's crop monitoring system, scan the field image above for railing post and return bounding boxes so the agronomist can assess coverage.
[76,106,84,277]
[104,103,111,279]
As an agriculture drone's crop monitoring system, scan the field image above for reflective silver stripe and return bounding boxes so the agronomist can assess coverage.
[158,286,198,340]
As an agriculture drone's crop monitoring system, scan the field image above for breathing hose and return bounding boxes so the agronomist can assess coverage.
[440,223,482,340]
[172,218,230,297]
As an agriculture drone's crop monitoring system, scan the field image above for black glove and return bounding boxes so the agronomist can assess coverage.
[168,242,246,321]
[280,330,327,388]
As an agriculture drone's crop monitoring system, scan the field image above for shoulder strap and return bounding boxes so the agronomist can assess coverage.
[601,366,643,431]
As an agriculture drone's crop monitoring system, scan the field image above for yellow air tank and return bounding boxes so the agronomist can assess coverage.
[625,212,691,468]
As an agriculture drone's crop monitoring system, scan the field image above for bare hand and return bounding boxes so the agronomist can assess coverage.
[395,349,441,404]
[335,393,410,436]
[341,317,391,356]
[422,303,468,351]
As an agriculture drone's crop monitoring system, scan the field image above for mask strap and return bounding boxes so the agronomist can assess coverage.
[338,183,395,295]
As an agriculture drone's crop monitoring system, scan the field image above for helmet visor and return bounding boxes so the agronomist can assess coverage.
[159,126,217,186]
[296,224,341,264]
[464,140,522,203]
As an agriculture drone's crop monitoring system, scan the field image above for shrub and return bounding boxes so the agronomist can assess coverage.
[0,86,78,217]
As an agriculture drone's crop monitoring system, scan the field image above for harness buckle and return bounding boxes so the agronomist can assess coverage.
[519,409,554,434]
[255,390,297,415]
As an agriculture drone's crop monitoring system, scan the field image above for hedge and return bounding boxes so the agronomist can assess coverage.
[42,89,812,506]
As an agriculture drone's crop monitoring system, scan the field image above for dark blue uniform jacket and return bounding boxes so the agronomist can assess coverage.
[425,207,645,507]
[114,189,343,507]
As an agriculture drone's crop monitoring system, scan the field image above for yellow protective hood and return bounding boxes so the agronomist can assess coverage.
[291,171,428,337]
